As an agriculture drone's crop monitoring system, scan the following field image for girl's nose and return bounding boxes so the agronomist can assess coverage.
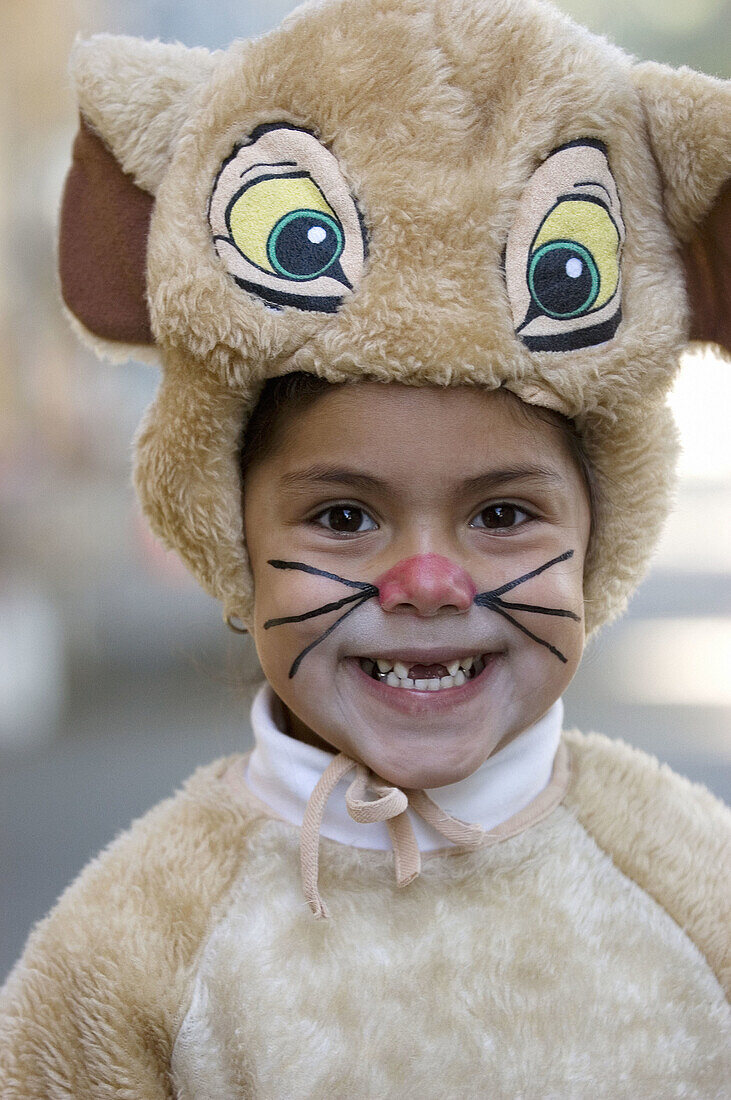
[375,554,477,617]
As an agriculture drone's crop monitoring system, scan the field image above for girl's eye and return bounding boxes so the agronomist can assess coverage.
[469,503,532,530]
[313,505,378,534]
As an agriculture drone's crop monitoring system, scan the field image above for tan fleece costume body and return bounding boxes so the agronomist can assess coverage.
[1,733,729,1096]
[2,0,730,1094]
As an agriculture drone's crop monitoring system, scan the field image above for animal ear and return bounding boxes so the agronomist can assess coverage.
[632,61,731,353]
[58,35,219,357]
[59,116,156,348]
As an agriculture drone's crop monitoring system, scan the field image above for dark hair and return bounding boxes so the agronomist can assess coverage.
[239,372,596,532]
[239,372,336,480]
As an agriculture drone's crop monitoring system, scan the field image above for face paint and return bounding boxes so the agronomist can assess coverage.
[264,550,579,678]
[473,549,581,664]
[244,383,591,787]
[375,554,477,614]
[264,560,379,677]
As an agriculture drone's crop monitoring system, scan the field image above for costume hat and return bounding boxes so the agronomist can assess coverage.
[58,0,731,634]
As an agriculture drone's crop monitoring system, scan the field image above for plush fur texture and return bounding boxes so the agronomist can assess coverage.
[58,0,730,634]
[1,731,729,1096]
[632,61,731,242]
[0,756,255,1098]
[563,728,731,998]
[71,35,221,196]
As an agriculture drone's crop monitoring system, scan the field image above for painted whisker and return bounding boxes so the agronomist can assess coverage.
[474,549,580,663]
[483,549,575,598]
[264,550,580,678]
[264,590,366,629]
[287,594,374,678]
[264,559,379,677]
[490,605,570,664]
[494,599,581,620]
[268,559,374,590]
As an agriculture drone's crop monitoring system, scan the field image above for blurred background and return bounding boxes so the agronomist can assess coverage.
[1,0,729,981]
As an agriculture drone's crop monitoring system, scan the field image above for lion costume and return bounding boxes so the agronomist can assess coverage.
[1,0,729,1094]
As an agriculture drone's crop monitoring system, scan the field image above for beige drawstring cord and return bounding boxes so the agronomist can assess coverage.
[300,752,496,920]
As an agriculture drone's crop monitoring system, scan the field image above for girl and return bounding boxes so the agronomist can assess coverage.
[2,0,729,1093]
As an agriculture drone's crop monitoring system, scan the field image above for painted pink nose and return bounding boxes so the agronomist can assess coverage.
[375,554,477,616]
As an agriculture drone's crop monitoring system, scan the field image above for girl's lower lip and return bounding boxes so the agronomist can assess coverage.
[344,655,500,715]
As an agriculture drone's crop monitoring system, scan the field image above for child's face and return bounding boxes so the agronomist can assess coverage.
[244,383,590,789]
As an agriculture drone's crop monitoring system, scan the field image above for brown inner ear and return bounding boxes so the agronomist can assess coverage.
[59,115,155,345]
[681,179,731,354]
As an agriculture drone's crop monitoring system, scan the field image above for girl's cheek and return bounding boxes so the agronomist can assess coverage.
[529,572,586,669]
[252,576,331,674]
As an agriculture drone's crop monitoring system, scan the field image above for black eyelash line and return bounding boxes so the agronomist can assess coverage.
[264,551,580,678]
[264,560,379,678]
[473,549,581,664]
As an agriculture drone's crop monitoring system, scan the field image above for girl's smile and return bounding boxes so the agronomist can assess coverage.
[346,649,501,717]
[357,649,491,690]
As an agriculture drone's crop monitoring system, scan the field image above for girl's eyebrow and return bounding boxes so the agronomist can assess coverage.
[279,464,564,495]
[460,466,564,495]
[279,465,386,493]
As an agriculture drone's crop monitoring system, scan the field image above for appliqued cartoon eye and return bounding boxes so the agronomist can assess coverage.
[505,139,625,352]
[208,123,367,313]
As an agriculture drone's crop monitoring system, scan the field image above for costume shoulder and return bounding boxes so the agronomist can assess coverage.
[562,729,731,997]
[0,754,258,1098]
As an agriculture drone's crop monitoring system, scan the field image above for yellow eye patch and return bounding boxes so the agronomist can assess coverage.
[504,139,625,350]
[209,123,368,313]
[530,198,620,317]
[227,174,346,282]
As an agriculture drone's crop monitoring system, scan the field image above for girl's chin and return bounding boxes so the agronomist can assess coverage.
[326,657,508,787]
[360,756,488,790]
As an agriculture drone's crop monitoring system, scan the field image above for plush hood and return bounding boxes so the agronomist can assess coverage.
[58,0,731,633]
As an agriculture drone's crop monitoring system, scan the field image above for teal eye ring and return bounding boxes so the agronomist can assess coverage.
[527,239,600,319]
[266,209,345,281]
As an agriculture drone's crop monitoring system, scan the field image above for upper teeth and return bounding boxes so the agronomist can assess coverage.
[361,654,485,691]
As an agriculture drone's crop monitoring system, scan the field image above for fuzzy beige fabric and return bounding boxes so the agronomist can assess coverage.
[632,61,731,243]
[563,728,731,998]
[170,805,729,1098]
[0,756,257,1098]
[71,34,221,196]
[2,731,728,1096]
[57,0,730,636]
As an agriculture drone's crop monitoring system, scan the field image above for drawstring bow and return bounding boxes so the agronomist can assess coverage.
[300,752,492,919]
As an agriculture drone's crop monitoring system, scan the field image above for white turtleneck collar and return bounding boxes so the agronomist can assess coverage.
[244,683,564,852]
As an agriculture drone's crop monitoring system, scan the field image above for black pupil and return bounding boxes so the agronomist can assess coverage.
[531,246,594,316]
[329,507,363,532]
[481,505,516,528]
[272,214,340,278]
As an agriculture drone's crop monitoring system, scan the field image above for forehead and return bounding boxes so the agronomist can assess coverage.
[268,383,575,474]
